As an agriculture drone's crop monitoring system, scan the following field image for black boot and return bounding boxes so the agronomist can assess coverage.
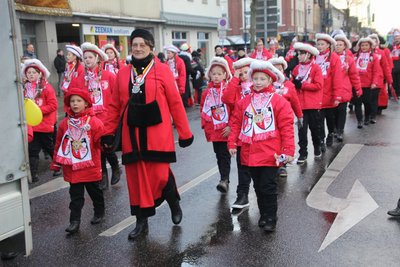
[388,199,400,217]
[216,179,229,193]
[336,130,344,142]
[258,214,268,227]
[128,217,148,241]
[357,121,363,129]
[110,165,121,185]
[99,172,109,190]
[263,195,278,232]
[326,133,334,147]
[263,218,277,232]
[167,199,183,225]
[90,215,104,225]
[232,194,250,209]
[65,221,80,234]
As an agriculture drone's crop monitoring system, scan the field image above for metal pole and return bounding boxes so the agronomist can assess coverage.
[244,0,247,53]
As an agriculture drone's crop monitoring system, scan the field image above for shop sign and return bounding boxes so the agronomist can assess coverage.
[83,24,134,36]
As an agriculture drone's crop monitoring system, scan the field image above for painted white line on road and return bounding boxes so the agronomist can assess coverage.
[29,177,69,199]
[306,144,379,252]
[99,165,219,237]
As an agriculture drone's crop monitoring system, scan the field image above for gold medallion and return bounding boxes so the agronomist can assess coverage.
[254,114,264,123]
[72,140,82,151]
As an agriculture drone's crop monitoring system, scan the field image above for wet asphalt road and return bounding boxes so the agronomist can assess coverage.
[2,100,400,267]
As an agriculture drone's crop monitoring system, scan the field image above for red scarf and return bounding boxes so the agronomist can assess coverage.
[316,50,330,77]
[201,82,229,129]
[296,60,313,82]
[104,59,119,75]
[24,81,40,100]
[84,67,105,113]
[355,52,371,73]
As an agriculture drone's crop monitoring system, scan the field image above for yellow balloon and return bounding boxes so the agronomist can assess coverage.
[24,98,43,126]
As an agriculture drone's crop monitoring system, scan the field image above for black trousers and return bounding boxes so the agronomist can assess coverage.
[298,109,322,157]
[212,141,231,181]
[28,132,54,176]
[249,166,278,218]
[392,70,400,96]
[69,182,105,222]
[101,151,119,173]
[334,102,348,132]
[320,107,336,140]
[236,146,251,195]
[370,88,380,120]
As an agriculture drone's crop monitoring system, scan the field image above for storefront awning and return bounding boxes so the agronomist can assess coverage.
[15,0,72,16]
[218,39,231,46]
[162,12,218,28]
[226,35,250,45]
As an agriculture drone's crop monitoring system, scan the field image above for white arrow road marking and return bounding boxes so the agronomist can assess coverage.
[306,144,379,252]
[99,165,219,237]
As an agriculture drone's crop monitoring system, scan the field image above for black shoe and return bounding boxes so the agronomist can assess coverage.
[232,194,250,209]
[31,174,39,183]
[314,146,322,158]
[65,221,80,234]
[110,167,121,185]
[326,133,334,147]
[364,120,369,125]
[388,207,400,217]
[258,214,268,227]
[99,172,109,190]
[263,218,277,232]
[277,167,288,177]
[336,132,343,142]
[90,215,104,225]
[128,217,148,241]
[370,119,376,124]
[216,180,229,193]
[320,142,326,152]
[53,170,62,177]
[357,121,363,129]
[1,252,19,261]
[167,199,183,225]
[297,155,307,164]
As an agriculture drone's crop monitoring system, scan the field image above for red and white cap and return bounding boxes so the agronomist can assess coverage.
[22,59,50,79]
[248,60,285,83]
[334,34,352,48]
[102,44,120,58]
[66,44,83,59]
[316,33,337,47]
[81,42,108,61]
[163,44,180,53]
[357,37,374,49]
[205,57,232,81]
[293,42,319,56]
[233,57,255,70]
[268,56,288,70]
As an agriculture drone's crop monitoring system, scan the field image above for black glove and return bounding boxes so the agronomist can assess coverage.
[178,135,194,148]
[293,79,302,90]
[101,135,115,152]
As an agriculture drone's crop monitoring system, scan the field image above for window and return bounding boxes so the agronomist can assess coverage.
[172,31,188,48]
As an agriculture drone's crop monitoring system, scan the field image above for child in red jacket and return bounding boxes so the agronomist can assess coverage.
[291,43,324,164]
[222,57,255,209]
[269,56,303,177]
[51,88,105,235]
[228,60,295,232]
[22,59,59,182]
[201,57,233,193]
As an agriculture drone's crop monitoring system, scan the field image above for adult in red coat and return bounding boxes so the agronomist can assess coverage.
[52,88,105,234]
[102,29,194,241]
[250,38,273,61]
[369,34,393,115]
[102,43,125,76]
[163,44,187,94]
[22,59,58,182]
[334,34,362,139]
[291,42,324,163]
[354,37,382,127]
[315,33,344,148]
[71,42,120,189]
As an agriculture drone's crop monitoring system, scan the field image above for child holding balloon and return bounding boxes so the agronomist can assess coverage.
[22,59,58,182]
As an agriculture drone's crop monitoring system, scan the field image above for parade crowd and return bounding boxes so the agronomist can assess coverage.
[20,28,400,241]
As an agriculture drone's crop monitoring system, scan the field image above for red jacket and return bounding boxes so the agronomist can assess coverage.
[71,67,116,122]
[221,77,249,105]
[334,52,362,102]
[274,80,303,118]
[250,48,272,61]
[62,62,84,93]
[354,52,381,88]
[292,62,324,110]
[316,51,344,108]
[54,109,104,183]
[374,48,393,87]
[200,82,233,142]
[24,81,58,133]
[104,62,193,165]
[383,47,394,70]
[165,55,187,94]
[228,86,295,167]
[102,59,126,76]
